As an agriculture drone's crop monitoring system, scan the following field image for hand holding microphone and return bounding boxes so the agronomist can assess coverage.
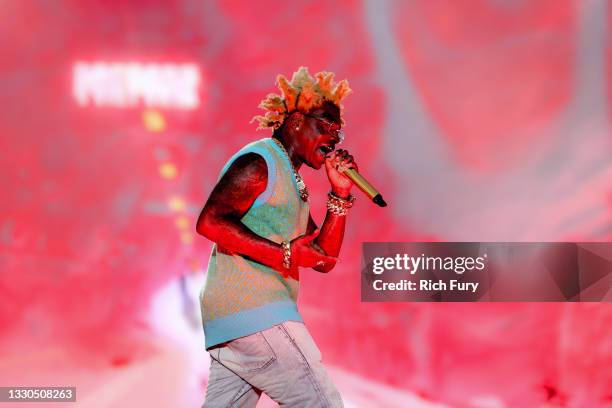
[325,149,387,207]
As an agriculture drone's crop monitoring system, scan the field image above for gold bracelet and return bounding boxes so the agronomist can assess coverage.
[327,200,348,216]
[327,192,355,216]
[328,191,356,207]
[281,241,291,269]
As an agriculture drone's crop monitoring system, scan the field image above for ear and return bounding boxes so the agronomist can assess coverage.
[293,111,304,126]
[288,111,304,130]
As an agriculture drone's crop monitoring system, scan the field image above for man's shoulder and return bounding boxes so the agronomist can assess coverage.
[220,138,271,176]
[229,137,278,167]
[236,137,273,153]
[226,152,267,175]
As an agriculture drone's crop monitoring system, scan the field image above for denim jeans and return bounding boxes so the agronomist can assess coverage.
[203,321,344,407]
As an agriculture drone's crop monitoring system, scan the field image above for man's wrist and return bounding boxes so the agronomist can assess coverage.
[331,187,351,199]
[327,191,355,216]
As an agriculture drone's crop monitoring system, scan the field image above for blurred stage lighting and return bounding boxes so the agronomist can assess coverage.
[159,162,178,179]
[73,61,201,109]
[175,216,190,230]
[168,196,187,212]
[143,109,167,132]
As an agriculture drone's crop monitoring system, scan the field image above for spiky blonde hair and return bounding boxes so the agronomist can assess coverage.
[251,66,352,131]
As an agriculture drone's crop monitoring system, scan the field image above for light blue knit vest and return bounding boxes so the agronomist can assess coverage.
[200,138,310,349]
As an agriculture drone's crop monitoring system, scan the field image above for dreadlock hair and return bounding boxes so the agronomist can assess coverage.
[251,66,352,131]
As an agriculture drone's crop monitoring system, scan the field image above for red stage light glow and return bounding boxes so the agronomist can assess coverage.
[72,62,201,109]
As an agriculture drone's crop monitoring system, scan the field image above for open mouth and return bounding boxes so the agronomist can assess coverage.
[318,144,335,155]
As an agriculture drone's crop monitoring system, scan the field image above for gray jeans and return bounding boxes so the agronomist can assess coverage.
[203,321,344,407]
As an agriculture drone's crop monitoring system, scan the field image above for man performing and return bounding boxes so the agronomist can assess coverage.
[197,66,356,407]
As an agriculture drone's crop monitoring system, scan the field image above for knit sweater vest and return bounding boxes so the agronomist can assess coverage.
[200,138,310,349]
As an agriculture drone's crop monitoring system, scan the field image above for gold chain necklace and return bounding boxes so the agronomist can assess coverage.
[271,138,309,201]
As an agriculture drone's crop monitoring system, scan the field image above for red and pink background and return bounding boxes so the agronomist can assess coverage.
[2,0,612,406]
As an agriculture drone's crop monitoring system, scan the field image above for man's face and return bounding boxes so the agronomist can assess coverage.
[293,102,342,170]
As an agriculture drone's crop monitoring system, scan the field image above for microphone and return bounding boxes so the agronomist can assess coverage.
[343,168,387,207]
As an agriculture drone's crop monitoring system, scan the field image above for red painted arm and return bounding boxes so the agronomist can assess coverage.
[196,153,334,279]
[196,153,287,272]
